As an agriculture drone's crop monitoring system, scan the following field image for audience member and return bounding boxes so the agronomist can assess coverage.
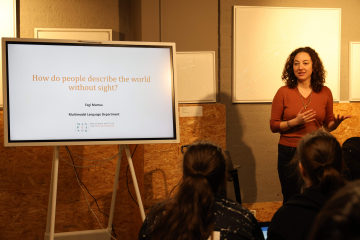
[138,141,264,240]
[342,137,360,181]
[267,130,345,240]
[309,179,360,240]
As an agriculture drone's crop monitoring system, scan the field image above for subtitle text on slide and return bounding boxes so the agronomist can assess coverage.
[69,113,120,116]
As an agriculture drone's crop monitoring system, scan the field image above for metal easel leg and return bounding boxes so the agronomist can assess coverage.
[44,146,60,240]
[124,145,145,221]
[107,145,124,231]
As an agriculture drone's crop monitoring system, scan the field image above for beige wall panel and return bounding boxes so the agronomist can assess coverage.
[131,0,142,41]
[143,104,226,209]
[141,0,160,42]
[160,0,219,100]
[0,110,144,240]
[161,0,218,51]
[19,0,121,40]
[119,0,133,41]
[0,0,16,108]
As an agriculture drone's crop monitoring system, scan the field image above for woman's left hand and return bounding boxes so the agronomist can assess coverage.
[325,114,351,132]
[334,114,351,127]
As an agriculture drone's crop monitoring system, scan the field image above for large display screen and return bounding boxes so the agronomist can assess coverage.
[2,38,179,146]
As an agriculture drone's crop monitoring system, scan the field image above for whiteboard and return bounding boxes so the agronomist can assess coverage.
[176,51,216,103]
[349,42,360,101]
[34,28,112,41]
[0,0,16,108]
[232,6,341,103]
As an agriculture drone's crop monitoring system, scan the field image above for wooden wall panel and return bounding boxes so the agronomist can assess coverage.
[0,110,144,240]
[332,102,360,144]
[243,202,283,222]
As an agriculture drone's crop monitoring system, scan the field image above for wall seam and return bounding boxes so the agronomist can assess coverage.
[218,0,221,102]
[159,0,162,42]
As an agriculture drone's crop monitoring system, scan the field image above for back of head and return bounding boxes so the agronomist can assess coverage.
[151,141,226,240]
[309,179,360,240]
[342,137,360,181]
[297,130,344,195]
[182,141,226,194]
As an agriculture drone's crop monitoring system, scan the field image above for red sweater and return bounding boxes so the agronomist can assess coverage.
[270,86,334,147]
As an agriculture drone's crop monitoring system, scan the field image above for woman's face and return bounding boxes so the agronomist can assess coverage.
[293,52,313,83]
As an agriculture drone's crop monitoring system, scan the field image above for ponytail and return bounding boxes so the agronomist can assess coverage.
[318,164,344,196]
[298,130,345,196]
[150,141,226,240]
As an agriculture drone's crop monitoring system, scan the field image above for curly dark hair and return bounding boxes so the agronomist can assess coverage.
[282,47,326,93]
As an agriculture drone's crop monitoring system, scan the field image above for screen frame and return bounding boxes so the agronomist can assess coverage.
[2,37,180,147]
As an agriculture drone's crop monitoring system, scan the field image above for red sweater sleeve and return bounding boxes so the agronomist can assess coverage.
[323,86,334,126]
[270,87,284,133]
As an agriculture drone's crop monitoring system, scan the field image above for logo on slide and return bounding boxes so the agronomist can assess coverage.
[76,123,89,132]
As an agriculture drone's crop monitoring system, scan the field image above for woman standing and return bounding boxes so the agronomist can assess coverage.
[270,47,350,203]
[138,141,264,240]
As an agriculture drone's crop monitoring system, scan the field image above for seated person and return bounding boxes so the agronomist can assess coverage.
[267,130,345,240]
[308,179,360,240]
[342,137,360,180]
[138,141,264,240]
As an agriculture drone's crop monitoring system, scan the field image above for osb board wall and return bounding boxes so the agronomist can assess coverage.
[331,103,360,144]
[143,103,226,209]
[0,110,144,240]
[243,202,283,222]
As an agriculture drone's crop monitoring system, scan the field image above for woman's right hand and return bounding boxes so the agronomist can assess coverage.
[294,107,316,126]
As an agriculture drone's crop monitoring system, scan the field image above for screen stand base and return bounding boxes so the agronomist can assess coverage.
[44,145,145,240]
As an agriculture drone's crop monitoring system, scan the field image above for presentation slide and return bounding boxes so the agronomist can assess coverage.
[6,43,175,142]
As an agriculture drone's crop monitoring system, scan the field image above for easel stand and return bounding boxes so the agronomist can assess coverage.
[44,145,145,240]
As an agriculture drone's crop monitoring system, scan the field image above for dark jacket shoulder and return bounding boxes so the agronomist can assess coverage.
[267,187,328,240]
[213,196,264,240]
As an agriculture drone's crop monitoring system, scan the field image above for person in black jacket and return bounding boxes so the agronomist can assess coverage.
[138,141,264,240]
[267,130,345,240]
[308,179,360,240]
[342,137,360,181]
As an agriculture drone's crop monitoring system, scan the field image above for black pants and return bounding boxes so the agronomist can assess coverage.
[277,144,301,203]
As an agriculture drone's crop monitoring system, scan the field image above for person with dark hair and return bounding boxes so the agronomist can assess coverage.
[270,46,350,203]
[342,137,360,181]
[138,141,264,240]
[267,130,346,240]
[308,179,360,240]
